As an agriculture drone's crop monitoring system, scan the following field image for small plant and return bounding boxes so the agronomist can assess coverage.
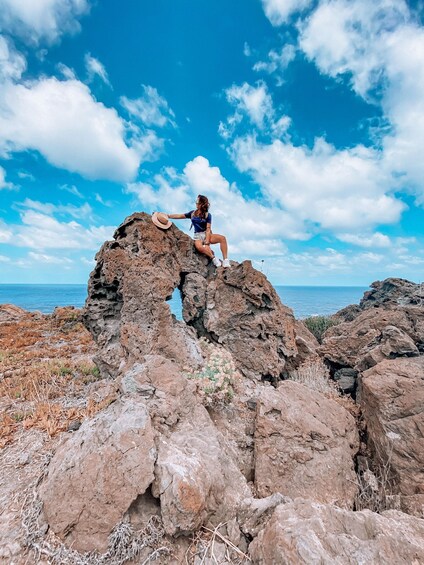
[303,315,339,343]
[78,363,101,378]
[185,338,239,408]
[58,365,73,376]
[354,443,396,513]
[287,358,340,396]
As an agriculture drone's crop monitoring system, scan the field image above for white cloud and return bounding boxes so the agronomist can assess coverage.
[295,0,424,204]
[261,0,313,25]
[243,42,252,57]
[253,44,296,83]
[298,0,410,99]
[219,81,291,140]
[0,166,16,190]
[17,198,93,220]
[0,77,158,182]
[337,232,391,248]
[0,221,13,242]
[56,62,76,80]
[5,209,114,250]
[85,53,111,86]
[127,156,307,260]
[0,0,91,44]
[59,184,83,198]
[231,135,404,232]
[18,171,35,181]
[0,35,26,81]
[28,251,73,265]
[223,81,274,129]
[0,254,10,262]
[120,85,176,128]
[94,193,114,207]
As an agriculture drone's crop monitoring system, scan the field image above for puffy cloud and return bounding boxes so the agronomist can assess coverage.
[337,232,391,248]
[0,166,16,190]
[0,221,13,242]
[295,0,424,204]
[5,209,114,250]
[85,53,111,86]
[253,44,296,83]
[127,156,307,260]
[16,198,93,220]
[0,35,26,81]
[261,0,313,25]
[223,81,274,129]
[0,0,90,44]
[121,85,176,128]
[0,254,10,262]
[219,81,291,140]
[0,77,160,182]
[231,135,404,231]
[298,0,410,98]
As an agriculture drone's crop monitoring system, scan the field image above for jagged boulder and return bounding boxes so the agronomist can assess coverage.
[254,381,359,506]
[152,404,251,535]
[83,212,317,381]
[39,354,252,553]
[359,357,424,518]
[321,278,424,372]
[360,278,424,309]
[249,498,424,564]
[321,306,423,372]
[39,398,157,552]
[0,303,32,323]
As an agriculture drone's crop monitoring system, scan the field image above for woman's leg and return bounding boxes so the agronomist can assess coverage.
[194,240,214,259]
[209,234,228,259]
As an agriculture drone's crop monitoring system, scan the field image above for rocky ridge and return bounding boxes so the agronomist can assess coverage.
[0,214,423,564]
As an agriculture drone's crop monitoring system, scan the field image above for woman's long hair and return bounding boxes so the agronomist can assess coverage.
[194,194,209,219]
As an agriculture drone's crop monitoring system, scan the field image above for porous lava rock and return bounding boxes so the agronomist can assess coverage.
[320,306,423,372]
[254,381,359,506]
[83,212,317,381]
[321,278,424,372]
[360,278,424,309]
[249,498,424,564]
[359,356,424,518]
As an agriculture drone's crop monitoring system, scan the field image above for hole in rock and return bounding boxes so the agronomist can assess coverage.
[167,287,183,321]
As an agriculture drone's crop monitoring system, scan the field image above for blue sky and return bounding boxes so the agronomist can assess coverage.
[0,0,423,285]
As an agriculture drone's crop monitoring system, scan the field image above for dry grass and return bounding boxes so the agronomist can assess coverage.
[287,359,359,418]
[354,443,396,513]
[22,461,171,565]
[288,358,339,396]
[185,522,250,564]
[0,307,108,447]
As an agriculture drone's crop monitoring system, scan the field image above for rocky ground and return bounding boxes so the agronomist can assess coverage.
[0,214,423,564]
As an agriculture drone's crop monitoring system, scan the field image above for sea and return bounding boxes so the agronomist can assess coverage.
[0,284,368,320]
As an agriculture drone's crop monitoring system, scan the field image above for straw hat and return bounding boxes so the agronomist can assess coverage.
[151,212,172,230]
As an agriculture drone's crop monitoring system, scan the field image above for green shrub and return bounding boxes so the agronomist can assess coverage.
[185,338,238,408]
[303,315,338,343]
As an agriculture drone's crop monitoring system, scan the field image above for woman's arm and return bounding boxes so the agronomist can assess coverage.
[168,214,186,219]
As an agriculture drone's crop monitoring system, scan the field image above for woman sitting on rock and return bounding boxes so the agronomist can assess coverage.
[168,195,230,268]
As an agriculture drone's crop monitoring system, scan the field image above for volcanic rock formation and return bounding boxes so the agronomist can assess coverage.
[28,217,424,562]
[83,212,318,381]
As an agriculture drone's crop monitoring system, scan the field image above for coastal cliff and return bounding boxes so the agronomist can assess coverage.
[0,215,423,564]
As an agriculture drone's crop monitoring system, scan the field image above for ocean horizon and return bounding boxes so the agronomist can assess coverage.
[0,283,368,320]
